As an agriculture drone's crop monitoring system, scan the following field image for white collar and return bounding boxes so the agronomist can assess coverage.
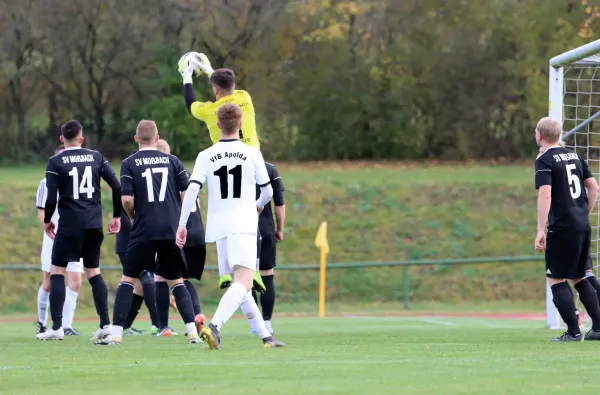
[64,146,82,150]
[138,147,158,151]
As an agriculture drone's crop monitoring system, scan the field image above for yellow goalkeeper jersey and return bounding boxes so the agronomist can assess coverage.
[190,90,260,149]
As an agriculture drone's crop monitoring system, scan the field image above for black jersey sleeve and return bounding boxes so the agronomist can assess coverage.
[580,155,594,180]
[44,159,60,223]
[100,156,121,217]
[270,165,285,206]
[535,155,553,189]
[173,156,190,192]
[120,161,134,197]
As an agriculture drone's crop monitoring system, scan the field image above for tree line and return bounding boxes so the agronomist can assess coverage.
[0,0,598,161]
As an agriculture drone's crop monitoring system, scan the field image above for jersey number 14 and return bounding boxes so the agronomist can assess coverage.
[69,166,95,200]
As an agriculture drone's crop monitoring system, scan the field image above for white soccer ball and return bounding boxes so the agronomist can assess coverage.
[182,51,203,77]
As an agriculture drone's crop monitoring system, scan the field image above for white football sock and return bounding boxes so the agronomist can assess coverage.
[211,282,248,331]
[62,287,78,329]
[240,292,271,339]
[37,286,50,325]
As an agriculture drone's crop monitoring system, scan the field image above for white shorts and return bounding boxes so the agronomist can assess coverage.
[216,233,257,276]
[41,243,84,273]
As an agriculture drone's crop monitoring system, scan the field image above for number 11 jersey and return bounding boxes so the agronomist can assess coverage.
[46,147,116,230]
[535,146,594,231]
[189,139,270,242]
[120,148,189,243]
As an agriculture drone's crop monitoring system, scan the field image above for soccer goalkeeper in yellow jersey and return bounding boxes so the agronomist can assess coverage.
[179,53,260,149]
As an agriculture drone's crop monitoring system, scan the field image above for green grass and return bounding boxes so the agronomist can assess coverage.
[2,316,599,395]
[0,161,545,311]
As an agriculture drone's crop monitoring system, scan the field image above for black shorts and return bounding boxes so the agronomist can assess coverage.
[182,244,206,280]
[52,228,103,269]
[118,252,154,276]
[125,240,184,280]
[259,233,277,270]
[546,228,591,279]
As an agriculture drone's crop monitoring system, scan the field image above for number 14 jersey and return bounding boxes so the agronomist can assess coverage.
[120,148,190,243]
[189,139,270,242]
[46,147,116,230]
[535,146,594,231]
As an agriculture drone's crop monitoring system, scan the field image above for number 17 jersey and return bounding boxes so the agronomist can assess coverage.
[535,146,593,231]
[189,139,270,242]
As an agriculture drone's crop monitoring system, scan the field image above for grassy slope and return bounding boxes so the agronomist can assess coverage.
[2,317,599,395]
[0,162,543,312]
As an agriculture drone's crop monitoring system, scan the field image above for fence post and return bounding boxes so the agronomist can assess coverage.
[402,265,409,309]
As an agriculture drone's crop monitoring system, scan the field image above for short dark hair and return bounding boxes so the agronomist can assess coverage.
[61,120,82,140]
[217,103,243,133]
[210,68,235,91]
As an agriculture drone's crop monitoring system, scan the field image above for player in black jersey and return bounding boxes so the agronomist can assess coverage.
[108,121,201,345]
[251,162,285,335]
[37,120,121,342]
[153,139,207,336]
[115,150,161,336]
[534,117,600,342]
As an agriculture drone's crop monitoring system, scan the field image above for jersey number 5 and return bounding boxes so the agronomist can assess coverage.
[214,165,242,199]
[69,166,95,200]
[566,163,582,199]
[142,167,168,202]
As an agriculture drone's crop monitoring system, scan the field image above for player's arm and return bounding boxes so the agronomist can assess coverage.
[100,157,122,219]
[535,156,552,250]
[254,151,273,209]
[271,166,286,238]
[120,161,135,221]
[582,156,600,212]
[179,53,214,115]
[43,162,59,225]
[36,179,48,228]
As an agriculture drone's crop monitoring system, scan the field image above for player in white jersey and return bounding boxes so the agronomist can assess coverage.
[176,103,285,350]
[35,145,84,336]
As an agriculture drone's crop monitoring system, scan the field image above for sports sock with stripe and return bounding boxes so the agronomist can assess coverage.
[89,274,111,328]
[62,287,78,329]
[37,286,50,325]
[113,281,135,328]
[123,293,143,329]
[184,280,201,316]
[155,281,170,328]
[240,291,271,339]
[49,274,65,330]
[171,283,195,324]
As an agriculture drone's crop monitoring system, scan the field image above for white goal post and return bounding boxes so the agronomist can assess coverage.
[547,39,600,329]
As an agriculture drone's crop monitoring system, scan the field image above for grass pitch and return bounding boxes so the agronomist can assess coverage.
[2,315,599,395]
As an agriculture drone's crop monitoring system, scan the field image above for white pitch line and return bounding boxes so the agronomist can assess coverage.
[419,319,457,326]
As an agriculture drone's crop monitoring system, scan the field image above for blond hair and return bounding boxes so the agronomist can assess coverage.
[136,120,158,143]
[217,104,243,135]
[536,117,561,144]
[156,139,170,154]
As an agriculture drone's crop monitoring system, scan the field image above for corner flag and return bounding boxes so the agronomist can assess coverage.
[316,221,329,317]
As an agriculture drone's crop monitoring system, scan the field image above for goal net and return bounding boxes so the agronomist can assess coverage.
[547,39,600,329]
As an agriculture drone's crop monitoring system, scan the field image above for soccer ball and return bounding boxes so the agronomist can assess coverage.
[181,51,203,77]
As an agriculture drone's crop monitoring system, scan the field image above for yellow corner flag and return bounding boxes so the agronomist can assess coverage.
[315,221,329,317]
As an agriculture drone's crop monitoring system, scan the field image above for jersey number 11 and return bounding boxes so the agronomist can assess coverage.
[214,165,242,199]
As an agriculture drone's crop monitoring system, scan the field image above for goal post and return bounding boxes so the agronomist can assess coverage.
[547,39,600,329]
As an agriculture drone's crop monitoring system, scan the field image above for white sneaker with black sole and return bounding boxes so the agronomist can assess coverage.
[90,326,113,345]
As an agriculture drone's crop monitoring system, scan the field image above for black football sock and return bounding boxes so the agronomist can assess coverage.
[49,274,66,331]
[123,293,143,329]
[184,280,201,315]
[155,281,170,328]
[586,275,600,303]
[89,274,110,328]
[113,281,135,328]
[171,283,195,324]
[575,279,600,331]
[551,282,581,336]
[140,276,160,327]
[260,275,275,321]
